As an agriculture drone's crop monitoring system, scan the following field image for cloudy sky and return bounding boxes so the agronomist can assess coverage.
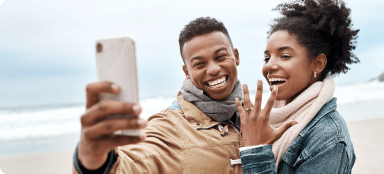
[1,0,383,107]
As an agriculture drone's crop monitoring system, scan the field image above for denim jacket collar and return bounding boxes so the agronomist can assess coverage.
[299,98,337,137]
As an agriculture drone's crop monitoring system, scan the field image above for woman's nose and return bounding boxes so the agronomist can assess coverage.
[264,59,279,72]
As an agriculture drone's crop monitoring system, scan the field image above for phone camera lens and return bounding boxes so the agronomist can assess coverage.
[96,43,103,53]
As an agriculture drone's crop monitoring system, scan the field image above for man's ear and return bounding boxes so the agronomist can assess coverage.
[182,65,190,79]
[234,48,240,66]
[312,53,327,74]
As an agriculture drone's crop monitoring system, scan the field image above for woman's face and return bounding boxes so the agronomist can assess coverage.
[263,30,317,102]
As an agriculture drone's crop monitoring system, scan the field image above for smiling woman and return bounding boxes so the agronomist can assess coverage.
[236,0,360,173]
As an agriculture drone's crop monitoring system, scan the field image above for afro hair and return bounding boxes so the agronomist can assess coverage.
[269,0,360,80]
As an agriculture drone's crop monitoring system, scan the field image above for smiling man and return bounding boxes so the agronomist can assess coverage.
[73,17,245,174]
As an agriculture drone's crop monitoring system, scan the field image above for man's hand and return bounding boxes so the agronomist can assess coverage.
[78,81,147,170]
[235,81,297,146]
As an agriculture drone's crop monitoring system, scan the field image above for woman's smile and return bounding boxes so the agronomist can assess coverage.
[268,77,288,91]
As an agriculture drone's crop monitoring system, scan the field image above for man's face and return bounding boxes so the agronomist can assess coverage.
[182,31,240,100]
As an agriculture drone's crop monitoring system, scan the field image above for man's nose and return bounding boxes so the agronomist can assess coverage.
[206,62,221,75]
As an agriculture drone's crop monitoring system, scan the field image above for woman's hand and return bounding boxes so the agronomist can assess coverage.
[235,80,297,147]
[78,81,147,170]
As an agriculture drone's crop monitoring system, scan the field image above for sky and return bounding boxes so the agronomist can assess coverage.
[1,0,384,107]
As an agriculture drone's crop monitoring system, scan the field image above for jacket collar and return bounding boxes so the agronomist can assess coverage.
[177,92,218,127]
[300,97,337,136]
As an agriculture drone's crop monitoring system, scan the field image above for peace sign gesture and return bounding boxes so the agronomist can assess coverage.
[235,80,297,147]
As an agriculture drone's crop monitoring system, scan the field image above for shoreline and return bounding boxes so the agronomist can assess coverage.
[0,117,383,174]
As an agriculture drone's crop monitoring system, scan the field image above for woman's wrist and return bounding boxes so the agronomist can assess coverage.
[239,144,268,152]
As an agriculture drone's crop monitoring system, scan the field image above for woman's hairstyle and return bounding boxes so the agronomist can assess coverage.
[179,17,233,64]
[269,0,360,80]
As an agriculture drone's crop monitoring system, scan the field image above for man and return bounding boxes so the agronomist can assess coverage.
[74,17,244,174]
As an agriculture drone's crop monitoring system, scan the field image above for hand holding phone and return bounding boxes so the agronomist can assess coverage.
[77,36,146,170]
[95,36,141,136]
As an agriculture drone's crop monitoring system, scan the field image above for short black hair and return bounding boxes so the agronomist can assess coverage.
[178,17,233,64]
[269,0,360,80]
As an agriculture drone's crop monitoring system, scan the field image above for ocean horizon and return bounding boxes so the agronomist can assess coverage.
[1,80,384,157]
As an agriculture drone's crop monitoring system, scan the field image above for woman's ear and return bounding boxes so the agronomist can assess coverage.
[312,53,327,74]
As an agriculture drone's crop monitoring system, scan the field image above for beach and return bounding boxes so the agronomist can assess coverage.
[0,117,383,174]
[1,81,384,173]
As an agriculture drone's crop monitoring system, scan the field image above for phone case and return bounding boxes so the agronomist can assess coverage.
[95,36,141,136]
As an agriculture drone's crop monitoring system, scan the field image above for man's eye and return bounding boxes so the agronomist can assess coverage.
[194,62,204,67]
[264,58,270,63]
[216,55,226,60]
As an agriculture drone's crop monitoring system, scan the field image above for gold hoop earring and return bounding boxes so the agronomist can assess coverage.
[314,72,317,78]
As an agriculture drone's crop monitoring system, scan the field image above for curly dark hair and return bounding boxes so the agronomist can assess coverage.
[269,0,360,80]
[179,17,233,64]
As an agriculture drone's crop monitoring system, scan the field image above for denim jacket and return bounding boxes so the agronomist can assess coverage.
[240,98,355,174]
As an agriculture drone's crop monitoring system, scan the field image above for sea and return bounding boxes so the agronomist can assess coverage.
[1,80,384,157]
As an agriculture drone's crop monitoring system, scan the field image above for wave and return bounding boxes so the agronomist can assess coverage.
[1,81,384,141]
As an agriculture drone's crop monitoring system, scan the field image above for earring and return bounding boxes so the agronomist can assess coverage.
[314,72,317,78]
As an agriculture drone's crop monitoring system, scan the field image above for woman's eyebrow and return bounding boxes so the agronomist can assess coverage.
[278,46,294,51]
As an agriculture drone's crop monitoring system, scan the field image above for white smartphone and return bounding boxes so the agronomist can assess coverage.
[95,36,141,136]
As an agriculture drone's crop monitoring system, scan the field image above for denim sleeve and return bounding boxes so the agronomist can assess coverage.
[240,145,276,174]
[240,143,353,174]
[294,142,352,174]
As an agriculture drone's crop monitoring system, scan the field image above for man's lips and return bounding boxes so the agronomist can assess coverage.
[206,76,227,89]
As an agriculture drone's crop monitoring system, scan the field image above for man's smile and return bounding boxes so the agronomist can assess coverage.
[206,76,227,89]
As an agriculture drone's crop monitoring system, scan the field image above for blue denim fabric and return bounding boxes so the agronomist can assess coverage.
[240,98,356,174]
[167,99,181,110]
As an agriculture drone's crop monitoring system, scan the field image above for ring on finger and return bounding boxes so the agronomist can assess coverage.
[245,107,252,111]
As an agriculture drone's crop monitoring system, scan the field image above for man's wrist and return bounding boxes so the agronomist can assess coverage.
[74,145,117,174]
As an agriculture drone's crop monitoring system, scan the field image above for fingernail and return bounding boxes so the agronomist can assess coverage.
[140,134,147,139]
[111,84,120,92]
[137,119,147,126]
[273,86,277,91]
[257,80,261,87]
[132,104,142,114]
[243,84,247,90]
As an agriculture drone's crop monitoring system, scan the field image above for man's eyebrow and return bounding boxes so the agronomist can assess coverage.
[190,56,203,62]
[189,47,228,62]
[214,47,228,54]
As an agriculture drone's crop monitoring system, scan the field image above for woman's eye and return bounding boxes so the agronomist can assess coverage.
[281,55,291,58]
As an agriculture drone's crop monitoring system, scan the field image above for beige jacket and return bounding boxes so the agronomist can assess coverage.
[74,93,244,174]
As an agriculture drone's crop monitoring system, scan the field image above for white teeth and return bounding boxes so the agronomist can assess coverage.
[268,78,287,82]
[207,76,226,87]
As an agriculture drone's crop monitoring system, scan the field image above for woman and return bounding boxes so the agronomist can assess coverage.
[235,0,359,173]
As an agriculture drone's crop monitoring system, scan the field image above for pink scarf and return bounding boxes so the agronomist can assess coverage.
[270,75,335,167]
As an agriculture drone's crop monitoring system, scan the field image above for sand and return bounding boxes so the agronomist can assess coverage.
[347,117,384,173]
[0,117,383,174]
[0,150,74,174]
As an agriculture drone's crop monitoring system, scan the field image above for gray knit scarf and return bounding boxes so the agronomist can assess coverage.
[180,78,243,122]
